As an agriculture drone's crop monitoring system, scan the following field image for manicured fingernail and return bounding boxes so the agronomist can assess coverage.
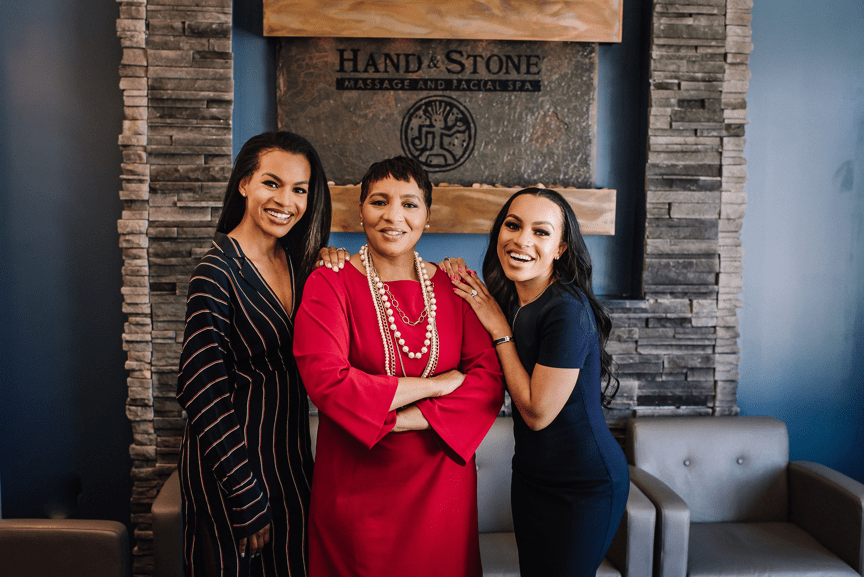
[325,262,332,269]
[339,262,344,269]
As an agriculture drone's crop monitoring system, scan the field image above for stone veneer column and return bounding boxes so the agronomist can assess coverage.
[606,0,751,423]
[117,0,233,574]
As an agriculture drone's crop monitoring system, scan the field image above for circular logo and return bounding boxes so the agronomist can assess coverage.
[401,96,476,173]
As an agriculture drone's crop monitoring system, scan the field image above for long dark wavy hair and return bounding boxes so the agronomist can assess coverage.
[482,188,619,407]
[216,131,331,283]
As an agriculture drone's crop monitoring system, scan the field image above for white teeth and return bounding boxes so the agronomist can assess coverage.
[266,209,292,221]
[509,253,532,262]
[383,230,404,236]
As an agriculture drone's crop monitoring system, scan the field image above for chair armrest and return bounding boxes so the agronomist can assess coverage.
[628,465,690,577]
[0,519,130,577]
[152,470,185,577]
[606,481,655,577]
[789,460,864,575]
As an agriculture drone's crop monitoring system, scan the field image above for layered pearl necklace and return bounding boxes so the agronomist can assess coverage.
[361,245,440,377]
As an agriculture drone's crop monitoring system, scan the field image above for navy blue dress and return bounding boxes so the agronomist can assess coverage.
[509,282,629,577]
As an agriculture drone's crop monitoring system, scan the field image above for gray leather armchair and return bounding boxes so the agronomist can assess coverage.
[626,416,864,577]
[154,416,656,576]
[0,518,130,577]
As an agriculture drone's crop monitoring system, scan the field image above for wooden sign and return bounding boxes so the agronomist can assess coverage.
[264,0,623,43]
[330,184,616,235]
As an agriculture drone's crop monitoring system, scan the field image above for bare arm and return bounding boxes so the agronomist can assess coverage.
[392,404,431,432]
[390,370,465,412]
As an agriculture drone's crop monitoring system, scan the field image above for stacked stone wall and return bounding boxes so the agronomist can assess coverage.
[115,0,751,574]
[605,0,751,428]
[117,0,233,573]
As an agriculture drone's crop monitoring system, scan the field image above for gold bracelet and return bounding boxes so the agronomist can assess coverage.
[493,335,514,347]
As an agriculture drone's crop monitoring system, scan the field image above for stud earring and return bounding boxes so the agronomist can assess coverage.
[425,224,430,229]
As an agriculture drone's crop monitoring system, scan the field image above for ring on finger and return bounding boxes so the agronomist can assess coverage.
[470,289,478,298]
[337,247,347,252]
[444,257,451,261]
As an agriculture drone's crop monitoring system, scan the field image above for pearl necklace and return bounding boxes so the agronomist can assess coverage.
[360,245,440,377]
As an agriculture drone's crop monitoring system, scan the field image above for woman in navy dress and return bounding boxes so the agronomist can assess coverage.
[445,188,629,576]
[176,132,331,577]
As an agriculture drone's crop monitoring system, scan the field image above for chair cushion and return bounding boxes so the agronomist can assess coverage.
[0,519,130,577]
[688,522,859,577]
[627,416,789,522]
[479,532,520,577]
[478,532,621,577]
[476,418,515,533]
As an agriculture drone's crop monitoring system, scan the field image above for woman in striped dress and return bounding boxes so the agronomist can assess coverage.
[176,132,331,577]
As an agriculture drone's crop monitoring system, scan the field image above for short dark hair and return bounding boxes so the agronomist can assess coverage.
[216,131,331,282]
[360,156,433,210]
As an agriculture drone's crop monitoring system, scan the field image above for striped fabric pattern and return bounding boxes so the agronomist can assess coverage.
[177,233,314,577]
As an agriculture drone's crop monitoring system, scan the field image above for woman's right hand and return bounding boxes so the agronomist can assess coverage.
[315,246,351,272]
[431,369,466,397]
[239,523,271,558]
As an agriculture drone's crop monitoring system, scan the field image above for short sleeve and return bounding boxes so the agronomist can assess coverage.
[536,294,598,370]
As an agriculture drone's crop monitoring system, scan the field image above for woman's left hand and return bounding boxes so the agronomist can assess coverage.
[316,246,351,272]
[450,269,512,341]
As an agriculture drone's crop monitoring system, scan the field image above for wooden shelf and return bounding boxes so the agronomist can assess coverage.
[264,0,623,43]
[330,184,616,235]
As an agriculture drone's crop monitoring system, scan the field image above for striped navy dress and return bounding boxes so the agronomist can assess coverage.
[177,233,314,577]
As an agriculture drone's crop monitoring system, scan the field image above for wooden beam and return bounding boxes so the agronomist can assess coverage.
[263,0,623,43]
[330,185,616,235]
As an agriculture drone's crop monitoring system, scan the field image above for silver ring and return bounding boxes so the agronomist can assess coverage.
[444,257,451,261]
[470,289,478,298]
[337,247,347,252]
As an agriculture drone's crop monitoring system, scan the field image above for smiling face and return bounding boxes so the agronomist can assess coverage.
[360,176,429,261]
[496,193,566,288]
[236,148,310,242]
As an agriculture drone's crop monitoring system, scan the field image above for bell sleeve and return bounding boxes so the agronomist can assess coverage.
[293,268,400,449]
[416,297,505,466]
[176,258,272,538]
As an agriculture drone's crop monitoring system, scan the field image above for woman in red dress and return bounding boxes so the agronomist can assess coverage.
[293,156,504,577]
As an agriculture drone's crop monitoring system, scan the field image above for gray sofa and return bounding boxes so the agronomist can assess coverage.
[154,416,655,576]
[626,416,864,577]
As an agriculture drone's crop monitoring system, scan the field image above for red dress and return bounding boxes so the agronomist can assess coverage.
[293,263,504,577]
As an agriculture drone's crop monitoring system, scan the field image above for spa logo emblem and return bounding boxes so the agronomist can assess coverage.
[401,96,476,173]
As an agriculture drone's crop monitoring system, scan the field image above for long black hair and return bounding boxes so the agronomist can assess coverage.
[482,187,619,407]
[216,131,331,283]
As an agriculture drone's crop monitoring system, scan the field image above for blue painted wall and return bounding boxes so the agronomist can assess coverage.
[0,0,131,519]
[739,0,864,482]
